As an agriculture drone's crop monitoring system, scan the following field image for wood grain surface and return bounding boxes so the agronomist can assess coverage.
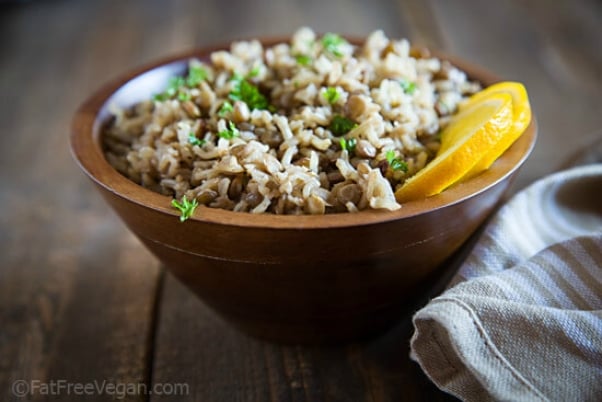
[1,0,600,401]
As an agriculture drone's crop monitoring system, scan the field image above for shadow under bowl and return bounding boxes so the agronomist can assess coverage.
[70,38,537,344]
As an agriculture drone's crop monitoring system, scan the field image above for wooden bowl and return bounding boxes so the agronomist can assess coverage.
[70,38,536,344]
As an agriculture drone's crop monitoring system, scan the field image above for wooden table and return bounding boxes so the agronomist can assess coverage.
[1,0,600,400]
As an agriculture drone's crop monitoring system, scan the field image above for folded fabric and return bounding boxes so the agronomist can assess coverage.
[410,164,602,402]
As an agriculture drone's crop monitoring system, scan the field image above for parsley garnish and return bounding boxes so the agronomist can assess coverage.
[321,33,348,58]
[186,65,208,87]
[153,76,185,101]
[167,76,185,96]
[323,87,340,104]
[295,54,312,66]
[218,121,239,139]
[339,137,357,153]
[329,115,358,136]
[229,73,270,111]
[171,196,199,222]
[386,150,409,172]
[218,101,234,117]
[399,79,417,95]
[153,65,207,101]
[248,66,260,78]
[188,132,205,146]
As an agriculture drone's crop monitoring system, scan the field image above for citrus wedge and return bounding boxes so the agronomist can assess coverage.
[460,81,531,177]
[395,92,514,202]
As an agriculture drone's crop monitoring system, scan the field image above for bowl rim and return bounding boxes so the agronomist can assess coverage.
[70,36,537,230]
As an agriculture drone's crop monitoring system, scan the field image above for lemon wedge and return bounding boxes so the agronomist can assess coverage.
[461,82,532,177]
[395,92,514,202]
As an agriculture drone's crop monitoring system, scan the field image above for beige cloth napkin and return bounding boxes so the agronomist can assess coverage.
[410,164,602,402]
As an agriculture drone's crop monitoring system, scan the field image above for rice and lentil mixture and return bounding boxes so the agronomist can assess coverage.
[103,28,481,215]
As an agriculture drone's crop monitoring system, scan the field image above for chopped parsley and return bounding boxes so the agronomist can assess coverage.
[229,73,270,110]
[218,101,234,117]
[399,79,417,95]
[248,66,260,78]
[186,65,208,87]
[295,54,312,66]
[339,137,357,153]
[188,132,205,146]
[167,76,185,95]
[218,121,239,139]
[171,196,199,222]
[323,87,340,104]
[321,33,348,58]
[153,76,185,101]
[178,92,191,102]
[329,115,358,136]
[153,65,207,101]
[386,150,409,172]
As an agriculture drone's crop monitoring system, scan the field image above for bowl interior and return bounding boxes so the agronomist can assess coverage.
[72,40,537,230]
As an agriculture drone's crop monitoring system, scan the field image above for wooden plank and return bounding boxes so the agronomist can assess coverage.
[150,274,457,402]
[0,1,162,401]
[514,0,601,94]
[396,0,447,50]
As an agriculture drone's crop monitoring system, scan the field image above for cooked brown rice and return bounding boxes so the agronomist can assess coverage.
[102,28,480,215]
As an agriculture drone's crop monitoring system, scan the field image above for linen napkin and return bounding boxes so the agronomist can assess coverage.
[410,163,602,402]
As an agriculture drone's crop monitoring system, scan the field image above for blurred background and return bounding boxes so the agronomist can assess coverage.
[1,1,600,401]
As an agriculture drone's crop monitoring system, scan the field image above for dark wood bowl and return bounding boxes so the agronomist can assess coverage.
[70,38,537,344]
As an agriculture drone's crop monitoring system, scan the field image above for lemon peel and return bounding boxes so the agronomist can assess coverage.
[461,81,532,177]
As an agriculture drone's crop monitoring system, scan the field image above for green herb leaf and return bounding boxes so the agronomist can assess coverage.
[188,132,205,146]
[321,33,348,58]
[248,66,260,78]
[171,196,199,222]
[178,92,191,102]
[323,87,340,104]
[186,65,208,87]
[153,74,190,102]
[166,76,185,97]
[386,150,409,172]
[218,101,234,117]
[295,54,312,66]
[218,121,239,139]
[329,115,358,136]
[229,72,245,102]
[230,72,244,86]
[386,150,396,163]
[229,73,270,110]
[339,137,357,153]
[399,79,417,95]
